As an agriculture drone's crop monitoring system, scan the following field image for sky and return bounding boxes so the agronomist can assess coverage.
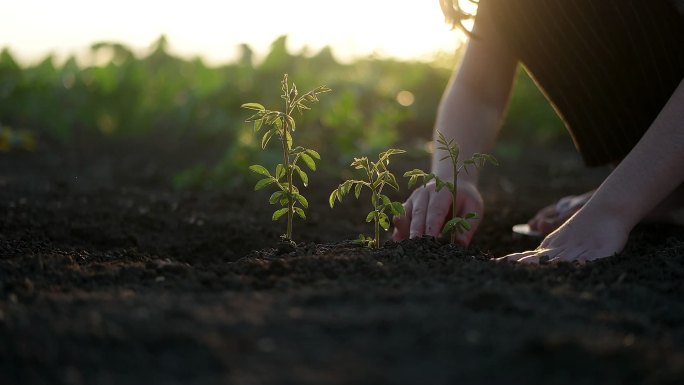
[1,0,471,66]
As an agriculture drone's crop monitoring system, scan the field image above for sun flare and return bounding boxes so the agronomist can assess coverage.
[1,0,465,65]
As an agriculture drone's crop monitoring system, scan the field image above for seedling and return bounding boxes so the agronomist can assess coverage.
[329,149,406,248]
[404,131,498,244]
[241,74,331,243]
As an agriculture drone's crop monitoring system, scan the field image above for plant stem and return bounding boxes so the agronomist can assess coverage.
[282,113,294,241]
[451,171,458,244]
[451,158,458,243]
[365,160,381,249]
[374,209,380,249]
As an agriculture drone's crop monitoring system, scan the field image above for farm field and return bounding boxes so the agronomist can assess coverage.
[1,134,683,385]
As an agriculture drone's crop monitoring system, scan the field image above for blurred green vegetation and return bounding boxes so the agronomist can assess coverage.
[0,35,566,188]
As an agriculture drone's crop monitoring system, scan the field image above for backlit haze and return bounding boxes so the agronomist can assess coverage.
[1,0,473,66]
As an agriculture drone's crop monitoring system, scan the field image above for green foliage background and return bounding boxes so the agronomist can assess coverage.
[0,35,565,188]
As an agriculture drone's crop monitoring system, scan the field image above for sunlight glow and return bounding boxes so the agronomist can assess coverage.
[396,90,415,107]
[1,0,467,65]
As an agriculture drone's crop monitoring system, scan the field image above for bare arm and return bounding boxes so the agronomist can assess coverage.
[394,1,518,243]
[505,77,684,263]
[432,0,518,184]
[586,78,684,229]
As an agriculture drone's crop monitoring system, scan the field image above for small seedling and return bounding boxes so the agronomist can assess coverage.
[404,131,498,244]
[329,149,406,248]
[241,74,331,243]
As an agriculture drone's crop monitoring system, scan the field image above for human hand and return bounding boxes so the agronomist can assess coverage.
[499,207,629,263]
[392,180,484,246]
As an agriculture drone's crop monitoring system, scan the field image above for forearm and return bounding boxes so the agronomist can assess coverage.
[431,70,513,184]
[585,78,684,228]
[430,0,518,185]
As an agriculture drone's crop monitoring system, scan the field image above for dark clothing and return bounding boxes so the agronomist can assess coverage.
[488,0,684,166]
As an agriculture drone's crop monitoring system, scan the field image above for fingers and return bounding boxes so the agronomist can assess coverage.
[454,193,482,247]
[393,185,452,240]
[392,199,412,241]
[424,189,452,238]
[408,189,429,238]
[497,249,550,264]
[496,244,597,265]
[393,181,483,243]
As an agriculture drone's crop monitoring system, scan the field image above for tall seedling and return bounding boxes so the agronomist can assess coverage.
[404,131,498,244]
[241,74,331,243]
[329,149,406,248]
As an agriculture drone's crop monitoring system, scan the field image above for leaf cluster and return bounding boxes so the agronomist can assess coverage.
[241,75,330,239]
[329,149,406,247]
[435,131,498,180]
[247,148,320,221]
[403,131,498,238]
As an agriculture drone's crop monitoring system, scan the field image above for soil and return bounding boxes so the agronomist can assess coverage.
[1,135,683,385]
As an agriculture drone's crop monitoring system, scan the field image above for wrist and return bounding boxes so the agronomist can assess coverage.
[579,192,639,233]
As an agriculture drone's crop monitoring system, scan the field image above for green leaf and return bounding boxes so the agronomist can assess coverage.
[300,153,316,171]
[279,183,299,194]
[293,193,308,209]
[386,173,399,191]
[289,83,298,101]
[296,166,308,186]
[269,191,284,204]
[296,103,311,115]
[366,211,377,222]
[272,207,289,221]
[465,212,479,220]
[442,217,470,235]
[351,157,366,170]
[378,213,390,230]
[390,202,405,216]
[305,149,321,159]
[286,114,296,131]
[437,131,448,144]
[294,207,306,219]
[329,190,338,208]
[403,169,427,177]
[241,102,265,111]
[253,118,263,133]
[249,165,271,177]
[264,111,280,125]
[442,219,457,236]
[423,174,436,186]
[379,194,392,207]
[352,234,373,247]
[261,128,276,149]
[254,178,274,191]
[285,129,293,150]
[354,182,363,199]
[245,112,264,122]
[380,148,406,162]
[276,164,286,180]
[371,177,382,190]
[340,180,352,196]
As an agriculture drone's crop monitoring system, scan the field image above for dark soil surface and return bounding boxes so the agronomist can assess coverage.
[1,136,683,385]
